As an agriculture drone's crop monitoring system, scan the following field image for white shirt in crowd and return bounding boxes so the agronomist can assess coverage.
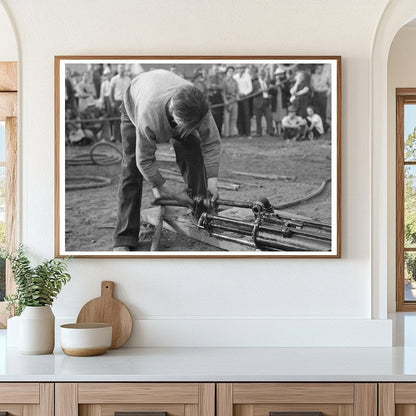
[259,78,269,98]
[233,72,253,96]
[307,113,324,134]
[110,74,131,101]
[100,79,111,99]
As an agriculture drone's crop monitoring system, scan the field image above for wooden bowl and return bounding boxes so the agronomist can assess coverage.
[60,323,112,356]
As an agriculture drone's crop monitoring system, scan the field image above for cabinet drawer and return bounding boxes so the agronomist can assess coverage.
[0,383,53,415]
[379,383,416,415]
[217,383,376,416]
[56,383,215,416]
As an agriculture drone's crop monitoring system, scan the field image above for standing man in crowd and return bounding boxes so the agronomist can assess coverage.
[113,69,222,252]
[252,69,274,137]
[222,66,239,138]
[234,64,253,138]
[110,64,131,142]
[207,64,224,136]
[310,64,330,129]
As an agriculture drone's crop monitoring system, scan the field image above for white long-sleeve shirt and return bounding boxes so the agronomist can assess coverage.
[233,72,253,96]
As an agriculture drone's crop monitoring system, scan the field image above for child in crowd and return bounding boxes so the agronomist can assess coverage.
[281,105,307,141]
[306,105,324,140]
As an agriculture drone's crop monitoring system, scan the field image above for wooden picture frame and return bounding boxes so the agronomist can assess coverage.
[55,56,341,258]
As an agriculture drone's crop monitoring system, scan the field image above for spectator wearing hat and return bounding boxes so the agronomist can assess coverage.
[281,105,307,141]
[311,64,330,128]
[92,64,104,99]
[99,67,112,117]
[252,69,273,137]
[207,64,224,136]
[193,68,208,97]
[234,64,253,138]
[272,67,288,134]
[222,66,239,138]
[110,64,131,142]
[65,67,78,116]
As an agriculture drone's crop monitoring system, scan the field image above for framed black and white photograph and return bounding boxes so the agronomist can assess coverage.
[55,56,341,258]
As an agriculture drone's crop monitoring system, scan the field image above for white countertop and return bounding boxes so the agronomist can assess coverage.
[2,313,416,382]
[2,345,416,382]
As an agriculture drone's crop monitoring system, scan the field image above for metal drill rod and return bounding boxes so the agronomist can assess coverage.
[198,214,329,251]
[152,198,331,232]
[152,197,253,209]
[261,218,331,241]
[273,210,332,231]
[203,231,283,251]
[201,213,331,243]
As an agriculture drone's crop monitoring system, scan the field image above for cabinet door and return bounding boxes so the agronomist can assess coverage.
[56,383,215,416]
[0,383,53,416]
[379,383,416,416]
[217,383,377,416]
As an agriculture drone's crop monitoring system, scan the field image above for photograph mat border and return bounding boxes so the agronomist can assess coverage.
[55,56,341,258]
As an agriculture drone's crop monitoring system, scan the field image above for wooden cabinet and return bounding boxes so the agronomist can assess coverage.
[217,383,377,416]
[0,383,53,416]
[55,383,215,416]
[379,383,416,416]
[1,380,412,416]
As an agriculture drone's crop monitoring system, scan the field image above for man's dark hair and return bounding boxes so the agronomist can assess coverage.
[171,85,209,139]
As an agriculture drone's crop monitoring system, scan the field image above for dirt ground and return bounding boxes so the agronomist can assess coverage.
[64,131,332,252]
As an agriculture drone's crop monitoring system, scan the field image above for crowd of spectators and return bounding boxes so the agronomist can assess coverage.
[64,62,331,145]
[65,63,137,144]
[190,62,331,141]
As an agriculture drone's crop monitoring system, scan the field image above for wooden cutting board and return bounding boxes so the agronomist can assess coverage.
[76,281,133,349]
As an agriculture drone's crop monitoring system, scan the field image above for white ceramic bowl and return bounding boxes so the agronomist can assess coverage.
[60,323,112,356]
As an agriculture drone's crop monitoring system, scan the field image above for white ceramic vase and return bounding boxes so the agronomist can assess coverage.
[19,306,55,354]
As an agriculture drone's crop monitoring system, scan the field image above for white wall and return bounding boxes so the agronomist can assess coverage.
[0,3,16,61]
[0,0,394,347]
[387,26,416,312]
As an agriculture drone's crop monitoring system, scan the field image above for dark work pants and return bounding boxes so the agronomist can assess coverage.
[113,104,207,248]
[237,98,251,136]
[254,100,273,136]
[313,92,328,124]
[209,92,224,137]
[113,99,123,142]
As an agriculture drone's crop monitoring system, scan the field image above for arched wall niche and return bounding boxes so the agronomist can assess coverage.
[371,0,416,318]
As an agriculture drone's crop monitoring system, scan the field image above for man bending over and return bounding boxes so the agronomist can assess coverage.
[113,69,222,252]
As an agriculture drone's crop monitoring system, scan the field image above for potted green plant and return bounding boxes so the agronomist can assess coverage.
[4,246,71,354]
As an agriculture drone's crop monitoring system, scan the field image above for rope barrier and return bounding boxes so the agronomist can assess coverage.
[64,91,264,123]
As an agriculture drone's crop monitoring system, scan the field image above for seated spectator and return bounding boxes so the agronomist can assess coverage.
[306,105,324,140]
[281,105,307,141]
[79,98,104,141]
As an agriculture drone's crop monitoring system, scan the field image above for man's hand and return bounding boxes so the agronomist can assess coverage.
[205,177,219,208]
[152,184,194,208]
